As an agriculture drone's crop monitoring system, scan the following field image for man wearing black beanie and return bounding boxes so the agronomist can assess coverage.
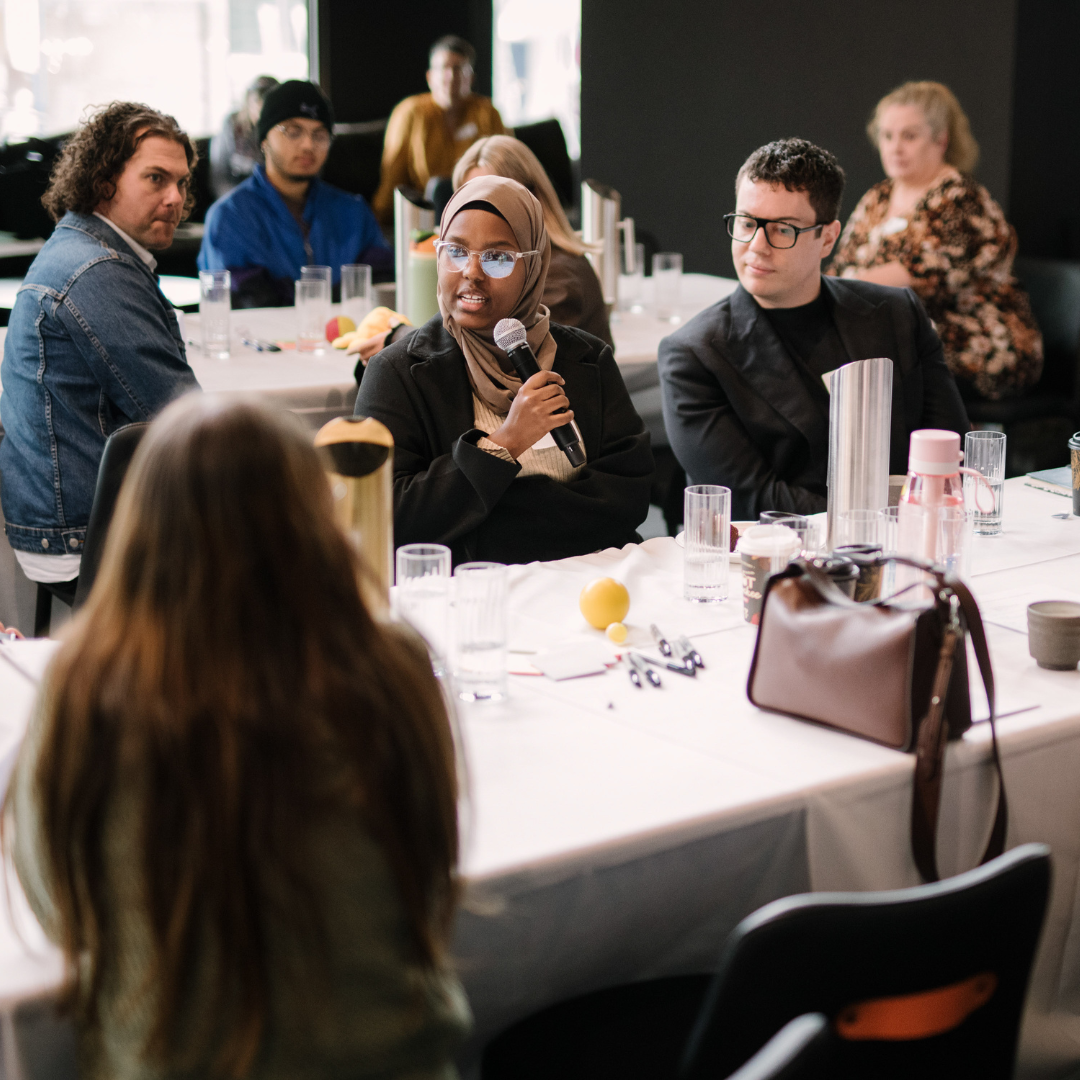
[198,80,391,307]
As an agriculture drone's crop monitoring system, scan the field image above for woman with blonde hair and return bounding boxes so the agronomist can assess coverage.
[5,395,470,1079]
[830,81,1042,400]
[453,135,613,347]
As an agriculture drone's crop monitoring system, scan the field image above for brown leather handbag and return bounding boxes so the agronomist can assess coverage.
[747,556,1007,883]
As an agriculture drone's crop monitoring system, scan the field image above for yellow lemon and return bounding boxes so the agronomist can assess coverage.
[579,577,630,630]
[606,621,628,644]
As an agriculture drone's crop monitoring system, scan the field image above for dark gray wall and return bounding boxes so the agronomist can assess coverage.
[580,0,1018,277]
[1009,0,1080,258]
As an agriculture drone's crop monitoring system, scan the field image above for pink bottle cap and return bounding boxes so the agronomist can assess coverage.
[908,429,961,476]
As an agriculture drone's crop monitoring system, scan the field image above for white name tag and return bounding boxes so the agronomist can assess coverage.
[455,122,479,142]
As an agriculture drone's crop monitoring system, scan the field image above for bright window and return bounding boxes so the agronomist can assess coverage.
[493,0,581,159]
[0,0,309,141]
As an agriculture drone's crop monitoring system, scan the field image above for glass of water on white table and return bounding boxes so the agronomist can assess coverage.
[452,561,508,702]
[683,484,731,602]
[394,543,451,675]
[198,269,230,359]
[964,430,1006,535]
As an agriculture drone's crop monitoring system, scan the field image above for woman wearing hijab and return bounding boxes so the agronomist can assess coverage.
[353,175,653,565]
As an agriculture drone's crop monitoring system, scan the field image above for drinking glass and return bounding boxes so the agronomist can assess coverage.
[394,544,451,675]
[758,510,809,553]
[834,508,882,548]
[879,506,900,595]
[936,505,974,578]
[341,263,373,325]
[295,278,330,352]
[301,264,332,288]
[618,241,645,313]
[452,562,508,702]
[198,269,230,359]
[653,252,683,322]
[964,430,1006,535]
[683,484,730,602]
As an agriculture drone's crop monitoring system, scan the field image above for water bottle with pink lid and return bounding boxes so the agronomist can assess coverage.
[896,429,990,583]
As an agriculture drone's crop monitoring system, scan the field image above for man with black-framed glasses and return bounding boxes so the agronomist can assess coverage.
[658,138,968,520]
[199,80,390,307]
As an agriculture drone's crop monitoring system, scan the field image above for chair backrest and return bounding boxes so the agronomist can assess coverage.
[512,119,574,209]
[681,843,1051,1080]
[724,1014,829,1080]
[1014,256,1080,401]
[72,422,150,610]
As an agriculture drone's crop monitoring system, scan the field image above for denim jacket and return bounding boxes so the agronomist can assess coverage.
[0,212,199,556]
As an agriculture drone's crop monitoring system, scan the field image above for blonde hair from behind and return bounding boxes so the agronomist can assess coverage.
[452,135,595,256]
[868,81,980,175]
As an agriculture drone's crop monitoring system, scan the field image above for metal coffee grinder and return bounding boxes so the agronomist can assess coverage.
[314,416,394,615]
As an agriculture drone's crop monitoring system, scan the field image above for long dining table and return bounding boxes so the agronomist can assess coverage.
[1,476,1080,1079]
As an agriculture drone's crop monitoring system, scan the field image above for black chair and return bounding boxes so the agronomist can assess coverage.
[482,843,1051,1080]
[966,256,1080,471]
[682,842,1051,1080]
[513,119,574,209]
[70,422,150,612]
[724,1015,829,1080]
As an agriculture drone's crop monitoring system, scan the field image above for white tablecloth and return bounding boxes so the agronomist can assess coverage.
[2,478,1080,1078]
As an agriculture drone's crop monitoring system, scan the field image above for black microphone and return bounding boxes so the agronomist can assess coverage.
[493,318,586,467]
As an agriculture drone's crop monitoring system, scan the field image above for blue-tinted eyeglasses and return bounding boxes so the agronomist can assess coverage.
[434,241,540,279]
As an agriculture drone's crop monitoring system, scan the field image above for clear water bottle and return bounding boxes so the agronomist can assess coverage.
[895,429,980,592]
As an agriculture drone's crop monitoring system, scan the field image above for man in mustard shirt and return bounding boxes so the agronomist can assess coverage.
[372,35,505,228]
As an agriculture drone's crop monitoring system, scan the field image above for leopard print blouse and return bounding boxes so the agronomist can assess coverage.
[829,174,1043,401]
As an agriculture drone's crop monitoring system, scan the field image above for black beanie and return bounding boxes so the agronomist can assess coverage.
[257,80,335,142]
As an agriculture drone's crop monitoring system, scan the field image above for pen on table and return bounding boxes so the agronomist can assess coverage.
[629,652,662,688]
[650,624,672,657]
[240,336,282,352]
[625,656,643,689]
[638,653,696,677]
[677,635,705,670]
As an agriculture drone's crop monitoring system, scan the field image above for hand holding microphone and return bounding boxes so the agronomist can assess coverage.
[491,319,586,467]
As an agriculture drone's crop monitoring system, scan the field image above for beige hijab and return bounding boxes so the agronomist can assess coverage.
[437,175,555,414]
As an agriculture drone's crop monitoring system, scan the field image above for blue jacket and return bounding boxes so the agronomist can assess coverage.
[197,166,391,303]
[0,212,199,556]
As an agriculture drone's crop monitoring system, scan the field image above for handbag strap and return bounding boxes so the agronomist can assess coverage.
[784,557,1008,882]
[910,572,1008,882]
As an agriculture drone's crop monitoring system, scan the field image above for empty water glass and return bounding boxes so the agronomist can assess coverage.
[618,242,645,313]
[394,544,451,675]
[834,508,882,548]
[341,263,373,325]
[683,485,731,602]
[653,252,683,322]
[964,430,1006,535]
[295,278,330,352]
[758,510,810,553]
[452,562,508,702]
[198,269,230,359]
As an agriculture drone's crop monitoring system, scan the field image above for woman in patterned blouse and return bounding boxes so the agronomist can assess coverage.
[830,81,1042,401]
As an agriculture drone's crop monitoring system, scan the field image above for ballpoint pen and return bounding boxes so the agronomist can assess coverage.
[677,635,705,670]
[624,656,643,689]
[650,624,672,657]
[629,652,662,688]
[638,653,696,677]
[240,336,282,352]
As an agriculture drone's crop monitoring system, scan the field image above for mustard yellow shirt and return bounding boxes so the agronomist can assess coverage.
[373,93,506,226]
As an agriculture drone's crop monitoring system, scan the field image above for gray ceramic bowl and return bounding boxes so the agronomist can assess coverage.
[1028,601,1080,670]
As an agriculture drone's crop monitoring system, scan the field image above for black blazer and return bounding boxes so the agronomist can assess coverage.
[657,277,970,521]
[354,317,654,565]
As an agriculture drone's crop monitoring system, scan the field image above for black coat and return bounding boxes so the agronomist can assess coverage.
[354,317,654,565]
[657,277,970,520]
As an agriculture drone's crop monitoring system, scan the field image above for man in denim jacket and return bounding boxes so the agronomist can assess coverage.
[0,102,200,602]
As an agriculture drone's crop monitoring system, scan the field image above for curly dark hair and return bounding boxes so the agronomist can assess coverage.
[42,101,197,223]
[735,138,845,223]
